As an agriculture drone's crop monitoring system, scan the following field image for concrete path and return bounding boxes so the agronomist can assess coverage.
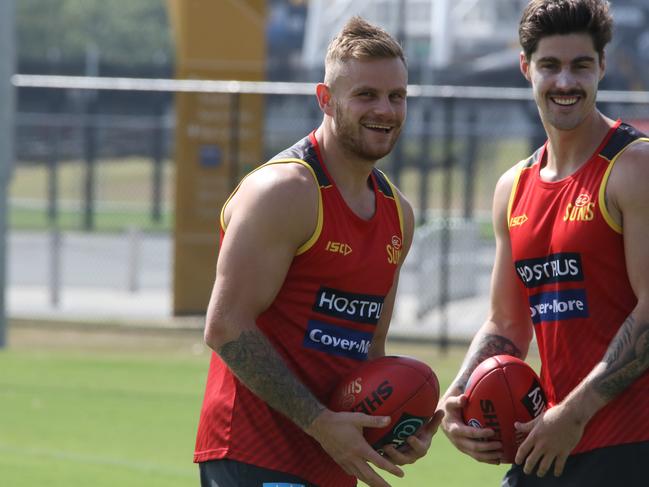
[8,230,492,341]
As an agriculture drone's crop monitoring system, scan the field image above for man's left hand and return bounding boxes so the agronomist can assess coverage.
[381,410,444,465]
[514,403,585,477]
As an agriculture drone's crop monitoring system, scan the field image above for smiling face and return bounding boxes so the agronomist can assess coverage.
[326,57,407,162]
[521,33,605,131]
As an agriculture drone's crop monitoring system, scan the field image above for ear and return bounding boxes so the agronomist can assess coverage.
[316,83,334,115]
[519,51,531,82]
[599,52,606,81]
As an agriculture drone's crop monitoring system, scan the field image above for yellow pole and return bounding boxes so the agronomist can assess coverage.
[168,0,266,315]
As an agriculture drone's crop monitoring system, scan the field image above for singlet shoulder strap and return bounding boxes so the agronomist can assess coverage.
[220,136,325,254]
[599,123,647,161]
[372,168,395,198]
[524,146,543,168]
[272,136,331,188]
[373,168,404,238]
[507,147,542,227]
[598,123,649,234]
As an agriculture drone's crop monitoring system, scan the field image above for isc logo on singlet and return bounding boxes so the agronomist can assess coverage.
[325,240,352,256]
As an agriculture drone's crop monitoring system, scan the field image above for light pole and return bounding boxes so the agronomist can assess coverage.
[0,0,16,348]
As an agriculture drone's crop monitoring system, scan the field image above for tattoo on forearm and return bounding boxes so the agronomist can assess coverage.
[454,334,522,392]
[219,330,325,430]
[595,315,649,400]
[604,317,634,364]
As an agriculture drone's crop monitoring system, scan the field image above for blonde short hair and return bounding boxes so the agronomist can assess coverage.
[324,16,406,86]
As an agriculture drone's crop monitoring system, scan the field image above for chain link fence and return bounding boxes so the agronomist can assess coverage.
[9,76,649,341]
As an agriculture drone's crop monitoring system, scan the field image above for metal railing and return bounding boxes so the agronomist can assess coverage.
[10,75,649,345]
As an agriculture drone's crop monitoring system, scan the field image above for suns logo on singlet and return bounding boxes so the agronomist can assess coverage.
[563,193,595,222]
[386,235,402,265]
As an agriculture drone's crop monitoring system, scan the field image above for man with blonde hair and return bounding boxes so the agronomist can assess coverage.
[194,16,441,487]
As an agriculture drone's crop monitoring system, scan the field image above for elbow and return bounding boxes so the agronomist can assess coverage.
[515,318,534,345]
[203,324,222,352]
[203,310,235,352]
[487,312,534,354]
[499,317,534,349]
[203,291,256,351]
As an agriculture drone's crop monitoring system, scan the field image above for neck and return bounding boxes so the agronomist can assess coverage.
[542,110,614,181]
[313,123,375,194]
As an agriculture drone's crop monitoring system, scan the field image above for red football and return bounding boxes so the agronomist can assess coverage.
[328,355,439,451]
[462,355,547,463]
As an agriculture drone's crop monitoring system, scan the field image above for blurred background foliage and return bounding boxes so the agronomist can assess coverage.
[17,0,173,77]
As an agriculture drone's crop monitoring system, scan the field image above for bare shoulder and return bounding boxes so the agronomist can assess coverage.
[495,163,523,196]
[613,138,649,169]
[239,161,318,201]
[493,162,525,218]
[608,139,649,208]
[224,162,319,243]
[392,185,415,238]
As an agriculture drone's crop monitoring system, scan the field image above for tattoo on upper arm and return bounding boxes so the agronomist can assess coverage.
[219,329,324,430]
[454,334,522,392]
[595,315,649,400]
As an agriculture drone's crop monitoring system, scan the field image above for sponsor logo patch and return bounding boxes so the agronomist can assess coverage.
[303,321,372,360]
[529,289,589,324]
[375,412,425,452]
[515,253,583,288]
[313,287,384,324]
[521,378,547,418]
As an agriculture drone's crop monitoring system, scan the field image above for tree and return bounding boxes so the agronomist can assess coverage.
[17,0,173,75]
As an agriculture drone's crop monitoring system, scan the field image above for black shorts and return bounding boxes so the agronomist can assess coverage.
[199,459,319,487]
[502,441,649,487]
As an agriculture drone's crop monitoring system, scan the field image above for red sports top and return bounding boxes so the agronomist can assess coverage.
[194,132,404,486]
[507,120,649,454]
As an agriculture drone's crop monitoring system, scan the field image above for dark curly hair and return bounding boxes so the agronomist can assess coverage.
[519,0,613,61]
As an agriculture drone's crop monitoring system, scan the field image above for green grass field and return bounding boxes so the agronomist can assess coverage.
[0,323,536,487]
[10,204,173,233]
[10,157,175,232]
[9,136,527,233]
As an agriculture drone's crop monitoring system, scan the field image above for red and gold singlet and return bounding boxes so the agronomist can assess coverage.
[194,132,404,486]
[508,120,649,454]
